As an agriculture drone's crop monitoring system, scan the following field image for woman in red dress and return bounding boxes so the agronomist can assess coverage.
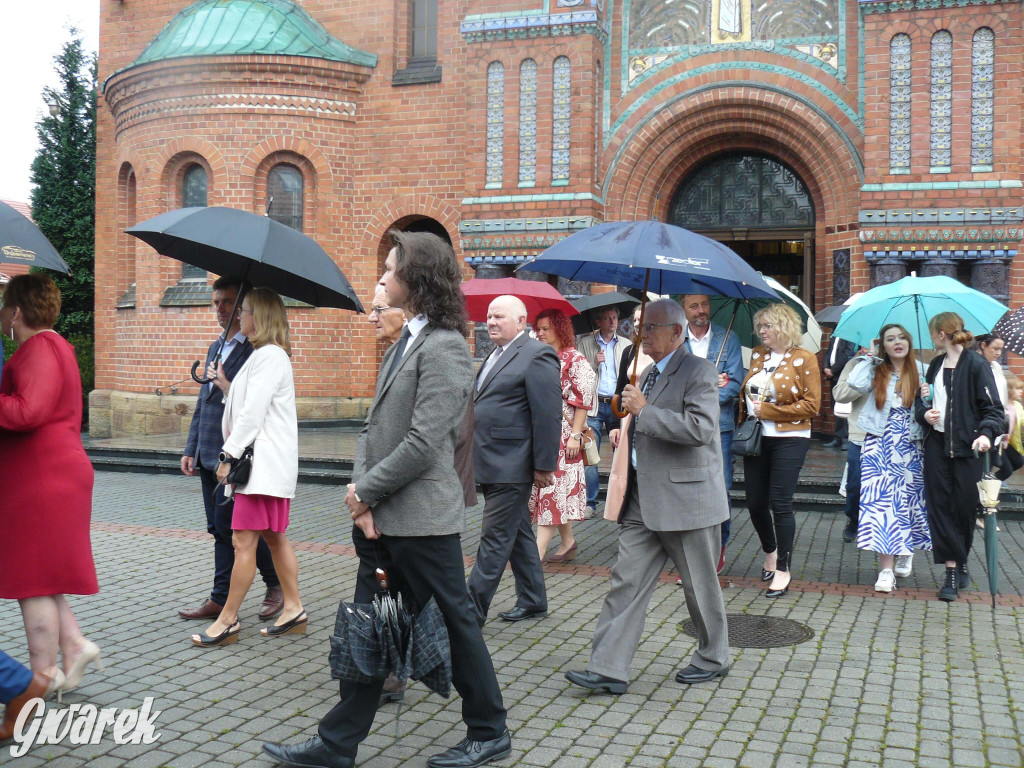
[0,274,100,698]
[530,308,595,562]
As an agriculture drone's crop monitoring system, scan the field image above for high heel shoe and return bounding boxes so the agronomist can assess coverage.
[261,611,307,637]
[63,641,102,693]
[46,669,66,705]
[547,542,578,563]
[765,573,792,598]
[761,568,775,582]
[191,621,241,647]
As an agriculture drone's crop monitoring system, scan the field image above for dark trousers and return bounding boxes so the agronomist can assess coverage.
[199,467,278,605]
[319,528,507,757]
[0,650,33,703]
[844,442,862,529]
[922,431,980,565]
[467,483,547,624]
[742,436,810,572]
[995,446,1024,481]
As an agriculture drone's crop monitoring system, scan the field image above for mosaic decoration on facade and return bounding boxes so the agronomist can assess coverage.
[519,59,538,185]
[552,57,572,184]
[860,0,1021,14]
[971,27,994,168]
[486,61,504,186]
[668,154,815,230]
[625,0,841,88]
[832,248,851,302]
[929,30,953,169]
[594,60,602,182]
[460,11,608,44]
[889,34,911,173]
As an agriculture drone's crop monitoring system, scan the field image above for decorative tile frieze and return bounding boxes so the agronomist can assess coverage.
[858,208,1022,225]
[929,31,953,169]
[971,28,995,167]
[519,59,538,186]
[889,35,911,172]
[552,57,571,184]
[860,228,1023,244]
[864,248,1017,260]
[459,216,600,235]
[860,0,1021,13]
[486,62,504,186]
[460,11,608,44]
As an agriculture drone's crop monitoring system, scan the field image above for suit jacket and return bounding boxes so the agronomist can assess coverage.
[613,343,654,428]
[222,345,298,498]
[473,333,562,484]
[184,336,254,470]
[454,399,477,507]
[683,322,745,433]
[577,331,631,417]
[352,324,473,537]
[623,346,729,532]
[825,336,856,389]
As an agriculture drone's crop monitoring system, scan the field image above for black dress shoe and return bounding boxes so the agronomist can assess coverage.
[564,669,628,694]
[675,664,729,685]
[497,606,547,622]
[426,728,512,768]
[262,735,354,768]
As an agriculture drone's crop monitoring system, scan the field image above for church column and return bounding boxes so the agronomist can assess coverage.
[970,257,1010,305]
[869,257,908,287]
[918,258,957,278]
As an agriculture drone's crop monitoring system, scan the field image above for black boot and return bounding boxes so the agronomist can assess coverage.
[957,563,971,591]
[938,567,958,602]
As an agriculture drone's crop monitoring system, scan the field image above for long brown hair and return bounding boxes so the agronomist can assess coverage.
[873,324,919,408]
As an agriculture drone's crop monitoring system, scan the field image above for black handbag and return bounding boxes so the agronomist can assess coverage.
[225,444,255,485]
[731,417,763,457]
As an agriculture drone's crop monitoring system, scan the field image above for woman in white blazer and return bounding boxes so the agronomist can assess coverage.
[191,288,304,647]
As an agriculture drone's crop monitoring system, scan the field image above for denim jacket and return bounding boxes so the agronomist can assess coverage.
[848,357,925,441]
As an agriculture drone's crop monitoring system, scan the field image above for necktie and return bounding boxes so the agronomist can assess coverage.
[477,346,503,391]
[642,365,660,396]
[386,326,412,380]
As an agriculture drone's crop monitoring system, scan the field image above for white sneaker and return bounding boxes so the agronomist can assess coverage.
[874,569,895,593]
[894,554,913,578]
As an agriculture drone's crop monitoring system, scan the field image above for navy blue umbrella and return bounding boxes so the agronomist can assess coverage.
[0,200,70,273]
[519,221,778,414]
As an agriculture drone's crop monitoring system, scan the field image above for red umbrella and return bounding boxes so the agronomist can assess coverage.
[461,277,579,323]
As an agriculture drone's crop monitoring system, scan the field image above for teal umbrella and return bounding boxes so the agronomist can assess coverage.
[832,275,1007,350]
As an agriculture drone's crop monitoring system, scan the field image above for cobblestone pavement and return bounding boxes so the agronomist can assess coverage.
[2,472,1022,767]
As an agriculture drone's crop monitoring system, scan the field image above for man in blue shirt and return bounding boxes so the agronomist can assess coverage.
[680,294,745,572]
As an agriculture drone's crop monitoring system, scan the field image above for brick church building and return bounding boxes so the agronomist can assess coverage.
[92,0,1023,435]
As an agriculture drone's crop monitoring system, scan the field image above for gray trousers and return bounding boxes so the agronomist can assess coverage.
[590,487,730,682]
[467,482,548,624]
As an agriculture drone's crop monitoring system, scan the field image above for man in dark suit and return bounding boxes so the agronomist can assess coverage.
[264,232,509,768]
[566,299,730,694]
[178,275,281,621]
[468,295,561,625]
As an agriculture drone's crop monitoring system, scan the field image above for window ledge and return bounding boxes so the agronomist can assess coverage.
[161,281,213,307]
[116,285,137,309]
[392,60,442,86]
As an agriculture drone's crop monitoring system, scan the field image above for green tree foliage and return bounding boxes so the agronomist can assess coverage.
[30,31,96,340]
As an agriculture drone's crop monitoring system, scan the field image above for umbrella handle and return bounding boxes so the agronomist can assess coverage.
[612,274,650,419]
[190,360,215,384]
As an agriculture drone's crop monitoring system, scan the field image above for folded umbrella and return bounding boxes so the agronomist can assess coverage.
[0,200,70,273]
[975,449,1001,609]
[460,277,578,323]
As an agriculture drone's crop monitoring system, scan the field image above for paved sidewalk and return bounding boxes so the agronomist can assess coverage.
[1,472,1022,767]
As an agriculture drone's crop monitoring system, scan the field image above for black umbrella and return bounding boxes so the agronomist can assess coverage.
[569,292,640,335]
[127,206,363,382]
[0,200,70,273]
[328,568,452,698]
[992,307,1024,357]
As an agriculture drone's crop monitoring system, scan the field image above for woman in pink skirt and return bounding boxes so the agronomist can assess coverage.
[191,287,304,647]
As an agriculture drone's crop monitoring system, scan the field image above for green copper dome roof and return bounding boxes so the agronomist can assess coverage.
[133,0,377,68]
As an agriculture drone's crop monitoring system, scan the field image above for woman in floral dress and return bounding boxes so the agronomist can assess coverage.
[530,308,595,562]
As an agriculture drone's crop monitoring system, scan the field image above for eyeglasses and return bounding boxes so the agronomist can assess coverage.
[370,305,392,316]
[239,307,254,315]
[641,322,676,334]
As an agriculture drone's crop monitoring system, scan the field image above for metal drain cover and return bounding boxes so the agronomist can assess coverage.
[678,614,814,648]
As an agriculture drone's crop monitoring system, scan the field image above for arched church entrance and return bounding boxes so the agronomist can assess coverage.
[668,153,816,303]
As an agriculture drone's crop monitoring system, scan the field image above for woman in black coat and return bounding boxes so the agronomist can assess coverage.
[916,312,1005,602]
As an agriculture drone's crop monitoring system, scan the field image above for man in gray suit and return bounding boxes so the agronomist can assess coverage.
[264,232,509,768]
[468,295,562,625]
[566,298,730,693]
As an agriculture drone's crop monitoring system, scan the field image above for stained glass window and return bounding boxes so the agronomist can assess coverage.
[519,59,537,185]
[552,57,571,183]
[971,28,994,168]
[181,164,207,278]
[930,30,953,169]
[889,34,911,172]
[486,62,504,186]
[268,164,303,232]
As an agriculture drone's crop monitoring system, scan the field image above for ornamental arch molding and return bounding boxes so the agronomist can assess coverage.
[364,195,462,264]
[155,138,227,207]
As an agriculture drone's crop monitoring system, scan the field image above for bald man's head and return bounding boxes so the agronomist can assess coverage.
[486,295,528,346]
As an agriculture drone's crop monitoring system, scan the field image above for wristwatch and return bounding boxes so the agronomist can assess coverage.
[218,451,233,463]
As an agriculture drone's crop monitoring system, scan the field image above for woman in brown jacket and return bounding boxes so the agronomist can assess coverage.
[739,303,821,597]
